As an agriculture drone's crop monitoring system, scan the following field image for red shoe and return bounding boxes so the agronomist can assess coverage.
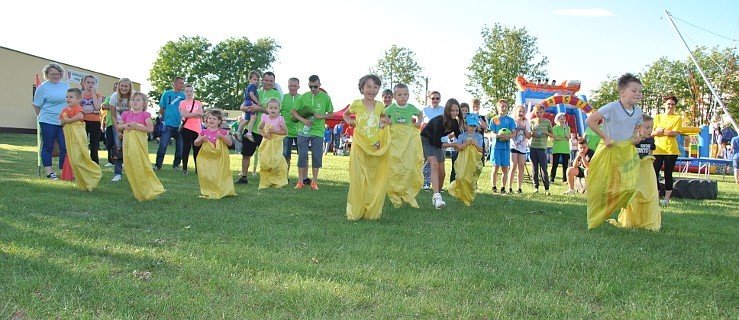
[294,182,304,189]
[310,182,319,190]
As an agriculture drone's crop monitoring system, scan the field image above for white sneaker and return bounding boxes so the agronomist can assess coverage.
[104,163,114,167]
[563,189,575,194]
[659,199,669,206]
[111,174,122,182]
[432,193,446,209]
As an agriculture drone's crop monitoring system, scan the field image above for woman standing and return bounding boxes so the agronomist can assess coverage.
[179,84,204,175]
[33,63,70,179]
[652,95,682,205]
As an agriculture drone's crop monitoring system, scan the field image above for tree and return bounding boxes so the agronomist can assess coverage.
[148,36,211,105]
[369,45,425,103]
[587,75,619,111]
[204,37,279,109]
[148,36,279,110]
[466,23,548,110]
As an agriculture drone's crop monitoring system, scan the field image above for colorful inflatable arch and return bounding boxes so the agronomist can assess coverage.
[514,76,590,136]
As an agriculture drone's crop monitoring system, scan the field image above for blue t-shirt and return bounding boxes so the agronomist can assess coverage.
[243,83,258,107]
[159,90,186,127]
[457,131,484,147]
[33,80,70,125]
[489,115,516,150]
[732,136,739,160]
[324,128,332,142]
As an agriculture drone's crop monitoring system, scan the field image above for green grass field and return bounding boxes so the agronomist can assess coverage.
[1,132,737,319]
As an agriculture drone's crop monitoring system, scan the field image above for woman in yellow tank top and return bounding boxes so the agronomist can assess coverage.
[651,95,682,205]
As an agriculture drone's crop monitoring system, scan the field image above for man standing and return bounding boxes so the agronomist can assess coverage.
[281,77,301,179]
[291,75,334,190]
[421,91,444,190]
[238,71,282,184]
[488,99,516,194]
[154,77,185,170]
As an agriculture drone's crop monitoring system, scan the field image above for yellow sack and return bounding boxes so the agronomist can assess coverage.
[586,141,639,229]
[196,138,236,199]
[448,144,483,206]
[123,130,165,201]
[62,121,102,191]
[258,133,288,189]
[608,156,661,231]
[346,125,390,220]
[387,124,423,208]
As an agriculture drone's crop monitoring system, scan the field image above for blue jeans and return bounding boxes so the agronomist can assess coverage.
[155,125,183,169]
[40,122,66,169]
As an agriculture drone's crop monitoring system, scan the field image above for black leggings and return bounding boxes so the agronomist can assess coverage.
[550,153,570,182]
[654,155,678,191]
[85,120,101,164]
[181,128,201,172]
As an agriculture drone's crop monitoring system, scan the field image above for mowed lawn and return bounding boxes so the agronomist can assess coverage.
[0,132,737,319]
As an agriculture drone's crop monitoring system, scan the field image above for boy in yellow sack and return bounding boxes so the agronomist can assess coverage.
[385,83,424,208]
[608,114,661,231]
[584,73,643,229]
[59,88,102,191]
[449,113,484,206]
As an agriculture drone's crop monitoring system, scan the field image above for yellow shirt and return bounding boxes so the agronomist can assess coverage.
[654,114,682,155]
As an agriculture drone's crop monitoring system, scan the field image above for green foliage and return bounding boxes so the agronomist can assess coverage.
[148,36,279,110]
[369,45,425,104]
[591,46,739,126]
[466,23,548,108]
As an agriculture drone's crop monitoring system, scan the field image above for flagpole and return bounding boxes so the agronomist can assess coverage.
[664,10,738,132]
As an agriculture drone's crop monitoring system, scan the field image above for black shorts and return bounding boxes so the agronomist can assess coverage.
[577,167,586,178]
[241,131,263,157]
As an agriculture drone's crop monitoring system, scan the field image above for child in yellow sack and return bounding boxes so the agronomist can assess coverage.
[59,88,102,191]
[448,113,484,206]
[194,109,236,199]
[608,114,661,231]
[584,73,643,229]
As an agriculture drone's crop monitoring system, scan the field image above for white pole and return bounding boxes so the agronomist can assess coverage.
[664,10,739,132]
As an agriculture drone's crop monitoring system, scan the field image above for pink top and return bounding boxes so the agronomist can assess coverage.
[179,100,203,133]
[200,128,229,145]
[121,111,151,125]
[260,115,285,133]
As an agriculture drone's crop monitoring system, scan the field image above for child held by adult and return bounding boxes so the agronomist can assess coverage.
[420,98,462,209]
[194,109,236,199]
[585,73,643,229]
[59,88,102,191]
[257,98,288,189]
[119,92,165,201]
[448,114,484,206]
[608,114,661,231]
[385,83,424,208]
[239,71,261,142]
[345,75,391,220]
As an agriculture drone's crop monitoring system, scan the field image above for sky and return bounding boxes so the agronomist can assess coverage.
[2,0,738,114]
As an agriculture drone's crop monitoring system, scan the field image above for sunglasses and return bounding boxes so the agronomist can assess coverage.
[430,97,440,100]
[309,85,320,89]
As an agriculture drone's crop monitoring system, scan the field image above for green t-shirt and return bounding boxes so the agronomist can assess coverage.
[281,93,301,137]
[585,126,602,151]
[552,125,571,154]
[385,103,421,125]
[104,96,113,127]
[250,88,282,132]
[530,118,552,149]
[293,91,333,137]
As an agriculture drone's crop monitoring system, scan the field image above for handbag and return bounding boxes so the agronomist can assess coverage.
[179,100,196,132]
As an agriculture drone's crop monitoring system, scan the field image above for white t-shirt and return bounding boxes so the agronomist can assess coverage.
[598,100,643,143]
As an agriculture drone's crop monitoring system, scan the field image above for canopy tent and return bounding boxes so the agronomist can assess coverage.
[326,104,349,129]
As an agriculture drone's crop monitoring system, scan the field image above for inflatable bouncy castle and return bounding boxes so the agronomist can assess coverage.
[514,76,591,136]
